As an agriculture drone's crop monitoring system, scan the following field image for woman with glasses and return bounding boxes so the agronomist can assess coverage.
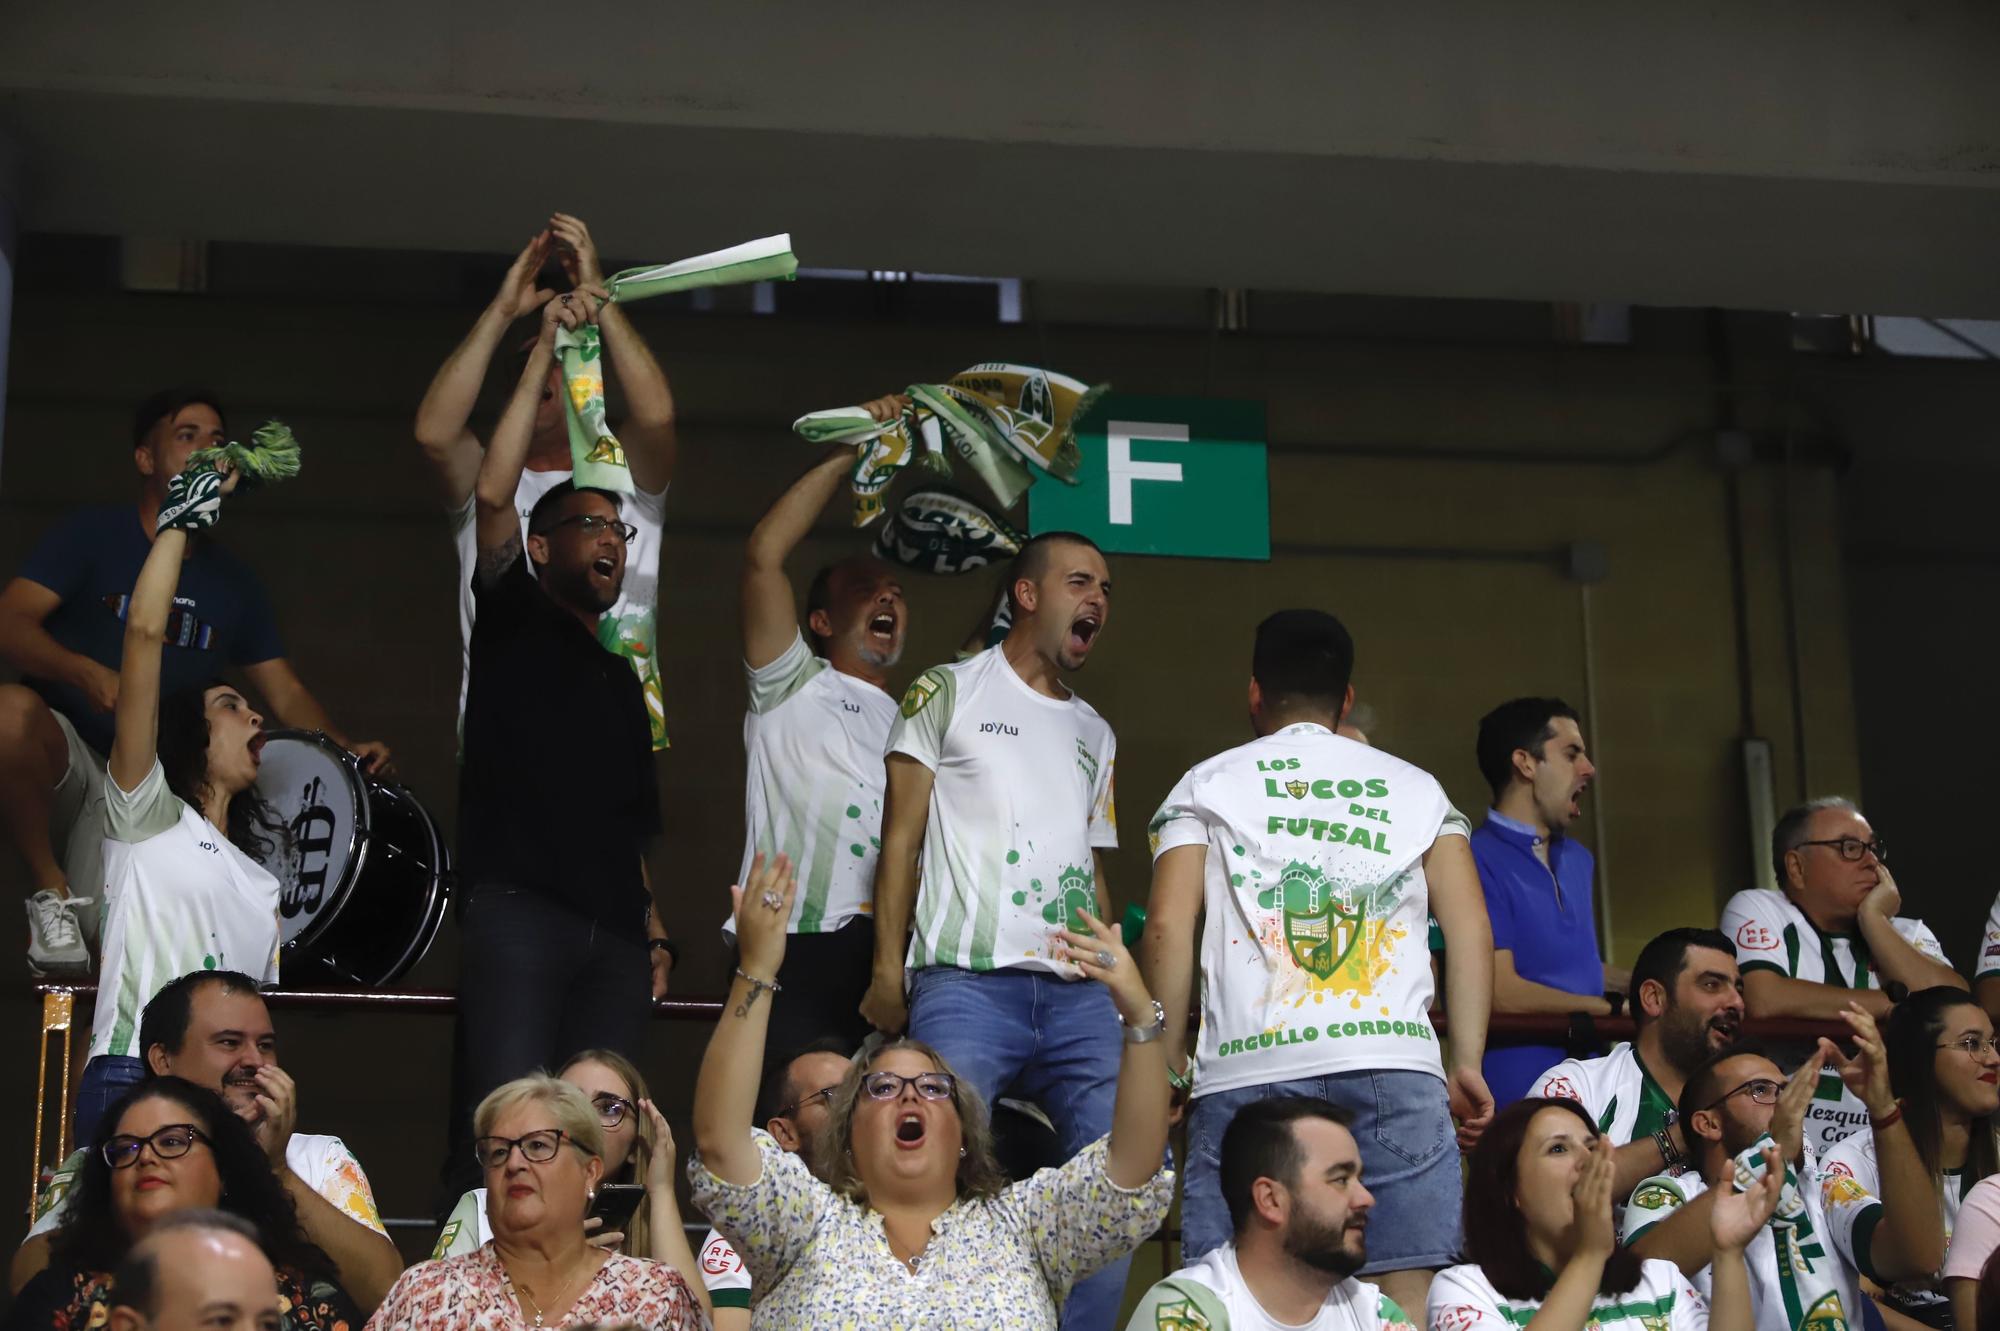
[1427,1097,1779,1331]
[431,1051,706,1310]
[689,853,1175,1328]
[5,1077,357,1331]
[370,1075,702,1331]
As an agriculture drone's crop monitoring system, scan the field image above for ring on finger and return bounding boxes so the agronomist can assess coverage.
[761,890,784,910]
[1095,949,1115,969]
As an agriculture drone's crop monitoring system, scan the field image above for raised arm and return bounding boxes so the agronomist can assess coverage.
[549,213,676,494]
[1061,912,1171,1188]
[742,448,855,670]
[638,1099,711,1320]
[414,230,555,506]
[475,291,597,573]
[1138,845,1205,1091]
[692,853,795,1186]
[108,526,193,793]
[1829,1005,1947,1280]
[1428,834,1495,1147]
[861,753,935,1034]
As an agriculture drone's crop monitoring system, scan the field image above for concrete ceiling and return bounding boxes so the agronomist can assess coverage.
[6,2,2000,315]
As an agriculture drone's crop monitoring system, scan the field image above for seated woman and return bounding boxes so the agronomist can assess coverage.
[5,1077,357,1331]
[431,1050,706,1313]
[688,853,1176,1328]
[76,462,287,1147]
[368,1076,703,1331]
[1428,1098,1779,1331]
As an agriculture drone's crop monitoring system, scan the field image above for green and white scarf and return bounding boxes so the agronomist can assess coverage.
[872,489,1023,575]
[160,421,303,532]
[1733,1133,1849,1331]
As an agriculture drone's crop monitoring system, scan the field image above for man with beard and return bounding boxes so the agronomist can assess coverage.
[1530,928,1746,1200]
[861,530,1121,1329]
[1125,1097,1413,1331]
[1469,697,1616,1109]
[13,971,401,1312]
[451,290,667,1193]
[1624,1031,1946,1331]
[731,407,910,1068]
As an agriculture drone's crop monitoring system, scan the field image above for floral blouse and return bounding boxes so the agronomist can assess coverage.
[363,1246,703,1331]
[688,1129,1174,1330]
[5,1262,357,1331]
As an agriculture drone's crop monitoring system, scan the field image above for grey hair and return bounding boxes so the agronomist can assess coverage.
[1771,796,1863,891]
[474,1073,606,1161]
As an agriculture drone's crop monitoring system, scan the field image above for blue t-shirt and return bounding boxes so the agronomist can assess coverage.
[1470,810,1604,1108]
[17,505,285,755]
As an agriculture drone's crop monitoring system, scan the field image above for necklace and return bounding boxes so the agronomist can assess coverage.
[500,1254,595,1329]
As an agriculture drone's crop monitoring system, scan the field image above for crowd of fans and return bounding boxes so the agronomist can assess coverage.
[3,215,2000,1330]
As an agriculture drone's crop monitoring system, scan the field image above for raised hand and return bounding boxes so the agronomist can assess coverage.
[1771,1047,1823,1163]
[1862,861,1902,921]
[1826,1003,1896,1116]
[1711,1144,1784,1254]
[1564,1133,1618,1262]
[549,213,604,289]
[493,231,557,321]
[1059,910,1155,1024]
[250,1065,298,1166]
[730,852,795,983]
[860,393,913,424]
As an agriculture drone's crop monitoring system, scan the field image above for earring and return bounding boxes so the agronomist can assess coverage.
[958,1147,967,1159]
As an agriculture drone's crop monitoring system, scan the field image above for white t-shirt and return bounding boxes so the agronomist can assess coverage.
[1979,892,2000,980]
[1623,1152,1871,1331]
[697,1228,752,1314]
[450,469,669,748]
[1722,887,1948,1152]
[1531,1042,1680,1147]
[1820,1127,1971,1321]
[33,1131,384,1237]
[1148,723,1462,1097]
[1426,1258,1707,1331]
[1126,1242,1413,1331]
[724,632,895,939]
[89,760,280,1061]
[886,647,1117,975]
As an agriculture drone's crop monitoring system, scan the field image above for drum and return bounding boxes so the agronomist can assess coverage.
[247,730,451,988]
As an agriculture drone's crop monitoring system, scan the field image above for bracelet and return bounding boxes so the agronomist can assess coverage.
[1871,1102,1903,1131]
[648,937,680,967]
[1653,1127,1684,1170]
[733,967,782,999]
[1166,1061,1193,1092]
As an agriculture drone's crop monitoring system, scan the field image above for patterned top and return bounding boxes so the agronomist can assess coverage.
[363,1245,703,1331]
[689,1128,1174,1330]
[12,1262,358,1331]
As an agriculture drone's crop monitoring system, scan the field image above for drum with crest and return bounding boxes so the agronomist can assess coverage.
[246,730,450,988]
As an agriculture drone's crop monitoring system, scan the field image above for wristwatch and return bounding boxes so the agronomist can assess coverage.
[1119,999,1167,1044]
[647,936,680,967]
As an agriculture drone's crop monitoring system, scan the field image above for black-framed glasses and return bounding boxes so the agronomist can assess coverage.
[1702,1077,1782,1113]
[103,1124,211,1170]
[861,1071,956,1102]
[776,1085,841,1119]
[1940,1035,2000,1057]
[1796,836,1887,865]
[473,1129,578,1169]
[537,514,636,544]
[592,1093,635,1128]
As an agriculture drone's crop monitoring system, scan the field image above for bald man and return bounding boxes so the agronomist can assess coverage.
[109,1210,282,1331]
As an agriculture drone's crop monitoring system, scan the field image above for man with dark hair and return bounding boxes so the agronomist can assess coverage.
[730,404,912,1070]
[447,287,669,1207]
[0,388,387,975]
[107,1210,281,1331]
[413,215,678,750]
[1125,1096,1414,1331]
[1140,609,1493,1318]
[862,528,1122,1328]
[14,971,400,1310]
[1625,1029,1945,1331]
[1530,927,1745,1199]
[1721,795,1962,1150]
[1468,696,1613,1109]
[698,1039,856,1330]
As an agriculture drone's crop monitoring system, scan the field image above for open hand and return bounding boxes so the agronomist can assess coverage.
[1711,1144,1784,1253]
[1059,910,1153,1022]
[1772,1048,1824,1163]
[730,852,795,980]
[1826,1003,1895,1116]
[251,1065,298,1166]
[1564,1134,1618,1261]
[493,231,556,321]
[641,1098,676,1189]
[550,213,604,288]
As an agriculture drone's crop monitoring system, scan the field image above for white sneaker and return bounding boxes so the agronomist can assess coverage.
[26,890,90,977]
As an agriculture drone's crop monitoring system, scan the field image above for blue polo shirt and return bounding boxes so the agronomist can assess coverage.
[1470,808,1604,1108]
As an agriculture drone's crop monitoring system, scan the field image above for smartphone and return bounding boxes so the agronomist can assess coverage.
[588,1183,646,1230]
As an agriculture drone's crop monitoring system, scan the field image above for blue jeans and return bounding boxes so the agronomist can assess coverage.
[1183,1070,1462,1274]
[908,966,1129,1331]
[74,1054,148,1148]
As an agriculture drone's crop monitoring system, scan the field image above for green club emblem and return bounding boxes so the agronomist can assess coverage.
[1280,860,1358,980]
[1042,863,1095,931]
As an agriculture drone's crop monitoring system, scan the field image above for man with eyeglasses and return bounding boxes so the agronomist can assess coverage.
[12,970,401,1311]
[696,1039,855,1331]
[1623,1031,1946,1331]
[444,287,671,1210]
[1722,796,1966,1152]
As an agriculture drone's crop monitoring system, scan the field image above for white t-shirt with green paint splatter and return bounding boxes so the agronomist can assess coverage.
[886,646,1117,975]
[88,760,280,1061]
[726,631,896,939]
[1149,723,1465,1099]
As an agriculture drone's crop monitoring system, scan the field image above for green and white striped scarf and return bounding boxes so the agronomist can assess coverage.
[1733,1133,1849,1331]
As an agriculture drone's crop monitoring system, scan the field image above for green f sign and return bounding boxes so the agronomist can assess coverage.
[1030,395,1269,560]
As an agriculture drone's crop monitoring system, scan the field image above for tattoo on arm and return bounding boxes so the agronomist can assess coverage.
[732,985,767,1020]
[476,532,522,589]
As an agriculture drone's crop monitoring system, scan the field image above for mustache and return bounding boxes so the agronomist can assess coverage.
[222,1069,261,1088]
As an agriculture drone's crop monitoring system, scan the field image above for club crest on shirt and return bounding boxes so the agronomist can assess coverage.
[899,672,943,718]
[1630,1182,1680,1211]
[1152,1297,1210,1331]
[1042,864,1096,934]
[1801,1292,1849,1331]
[1285,778,1308,799]
[1280,861,1357,980]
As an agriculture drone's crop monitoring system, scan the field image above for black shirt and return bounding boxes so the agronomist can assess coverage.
[458,555,659,939]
